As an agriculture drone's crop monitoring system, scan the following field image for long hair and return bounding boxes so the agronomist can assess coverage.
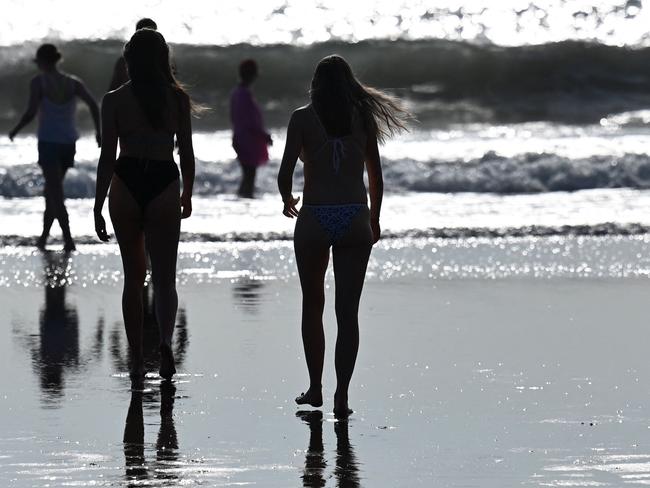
[123,28,189,130]
[309,55,410,143]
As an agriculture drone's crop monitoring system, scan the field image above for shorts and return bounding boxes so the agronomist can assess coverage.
[38,142,76,169]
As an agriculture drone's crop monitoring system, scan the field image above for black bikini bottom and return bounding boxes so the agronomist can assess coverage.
[114,156,179,210]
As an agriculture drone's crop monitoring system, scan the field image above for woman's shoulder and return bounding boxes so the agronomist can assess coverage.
[291,104,312,120]
[105,81,130,98]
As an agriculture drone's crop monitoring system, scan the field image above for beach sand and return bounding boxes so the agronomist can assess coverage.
[1,242,650,487]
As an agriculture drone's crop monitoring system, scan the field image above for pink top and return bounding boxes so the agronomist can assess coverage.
[230,85,269,167]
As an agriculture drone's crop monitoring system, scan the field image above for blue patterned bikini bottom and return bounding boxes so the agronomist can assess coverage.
[302,203,367,245]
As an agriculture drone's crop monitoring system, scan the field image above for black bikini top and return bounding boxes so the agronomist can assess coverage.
[310,105,363,175]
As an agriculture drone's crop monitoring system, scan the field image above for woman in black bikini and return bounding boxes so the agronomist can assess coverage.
[278,55,409,417]
[93,29,195,388]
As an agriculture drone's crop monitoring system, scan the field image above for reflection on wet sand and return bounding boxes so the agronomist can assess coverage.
[13,253,190,405]
[12,252,83,405]
[108,283,189,376]
[232,277,265,314]
[36,252,79,401]
[296,411,361,488]
[124,381,179,485]
[334,420,361,487]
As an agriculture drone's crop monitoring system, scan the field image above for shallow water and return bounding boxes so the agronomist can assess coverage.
[2,246,650,486]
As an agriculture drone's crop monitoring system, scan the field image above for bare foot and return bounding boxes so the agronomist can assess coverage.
[159,344,176,380]
[295,387,323,407]
[334,392,353,418]
[36,235,47,251]
[63,239,76,252]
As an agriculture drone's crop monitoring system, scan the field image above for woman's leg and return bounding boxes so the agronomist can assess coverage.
[331,209,373,417]
[238,163,256,198]
[294,209,330,407]
[143,180,181,380]
[109,176,147,384]
[245,165,257,198]
[40,162,73,250]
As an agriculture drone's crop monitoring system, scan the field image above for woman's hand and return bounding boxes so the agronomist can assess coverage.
[94,210,111,242]
[8,129,17,142]
[282,195,300,218]
[371,218,381,243]
[181,192,192,219]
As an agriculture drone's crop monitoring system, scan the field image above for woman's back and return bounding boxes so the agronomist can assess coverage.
[111,83,178,161]
[299,104,368,205]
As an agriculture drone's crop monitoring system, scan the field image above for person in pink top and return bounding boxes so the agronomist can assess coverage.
[230,59,272,198]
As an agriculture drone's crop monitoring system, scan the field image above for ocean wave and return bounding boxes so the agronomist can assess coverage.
[1,1,649,48]
[3,152,650,198]
[2,39,650,131]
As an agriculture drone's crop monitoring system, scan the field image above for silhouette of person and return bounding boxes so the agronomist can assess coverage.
[296,411,361,487]
[230,59,272,198]
[333,420,361,487]
[296,411,326,487]
[108,18,158,92]
[94,29,196,389]
[278,55,409,417]
[33,252,79,404]
[8,44,101,251]
[107,19,176,329]
[123,382,179,484]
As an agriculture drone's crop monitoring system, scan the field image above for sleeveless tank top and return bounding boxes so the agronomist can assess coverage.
[38,76,78,144]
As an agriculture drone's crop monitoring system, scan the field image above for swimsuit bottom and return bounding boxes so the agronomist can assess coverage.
[114,156,179,211]
[302,203,367,245]
[38,141,76,170]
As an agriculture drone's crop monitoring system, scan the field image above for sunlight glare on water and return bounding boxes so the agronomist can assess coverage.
[2,0,650,46]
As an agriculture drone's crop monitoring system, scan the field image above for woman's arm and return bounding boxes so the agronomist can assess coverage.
[93,92,118,241]
[75,79,101,147]
[365,133,383,243]
[8,77,41,140]
[277,110,302,217]
[177,92,195,219]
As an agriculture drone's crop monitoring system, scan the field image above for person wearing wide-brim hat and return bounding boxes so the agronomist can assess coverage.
[8,43,101,251]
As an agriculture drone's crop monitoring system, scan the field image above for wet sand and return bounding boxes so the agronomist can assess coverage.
[2,249,650,486]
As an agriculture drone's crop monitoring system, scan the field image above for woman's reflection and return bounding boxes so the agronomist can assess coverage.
[123,381,179,485]
[12,252,81,405]
[334,420,361,487]
[296,410,326,487]
[37,252,79,401]
[296,411,361,487]
[232,277,265,314]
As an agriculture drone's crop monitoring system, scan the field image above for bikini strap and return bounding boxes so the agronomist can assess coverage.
[311,104,330,140]
[311,104,347,174]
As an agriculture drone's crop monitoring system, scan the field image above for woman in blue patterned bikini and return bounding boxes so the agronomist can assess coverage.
[278,55,409,417]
